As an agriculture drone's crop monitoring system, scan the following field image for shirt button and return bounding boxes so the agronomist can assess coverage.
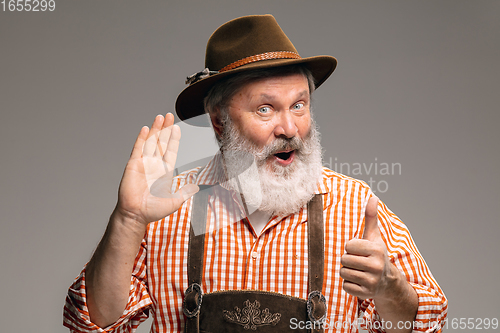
[251,251,258,259]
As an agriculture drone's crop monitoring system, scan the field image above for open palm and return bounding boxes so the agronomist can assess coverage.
[116,113,199,225]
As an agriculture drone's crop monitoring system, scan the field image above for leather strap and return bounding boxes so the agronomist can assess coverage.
[185,185,210,333]
[307,194,325,333]
[187,186,210,285]
[307,194,324,293]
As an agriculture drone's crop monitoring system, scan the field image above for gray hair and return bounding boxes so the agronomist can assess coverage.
[203,65,316,134]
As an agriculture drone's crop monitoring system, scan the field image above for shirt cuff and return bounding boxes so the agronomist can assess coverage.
[63,268,152,332]
[359,283,447,333]
[409,282,448,332]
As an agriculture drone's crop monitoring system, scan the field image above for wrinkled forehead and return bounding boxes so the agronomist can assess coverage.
[232,71,313,97]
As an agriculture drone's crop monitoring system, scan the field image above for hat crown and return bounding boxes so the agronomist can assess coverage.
[205,15,298,71]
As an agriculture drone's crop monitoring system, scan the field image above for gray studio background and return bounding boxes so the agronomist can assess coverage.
[1,1,499,332]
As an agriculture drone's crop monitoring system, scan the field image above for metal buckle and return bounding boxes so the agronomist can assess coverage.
[183,283,203,318]
[307,290,327,324]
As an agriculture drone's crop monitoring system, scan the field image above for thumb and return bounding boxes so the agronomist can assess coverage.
[362,196,380,241]
[178,184,199,202]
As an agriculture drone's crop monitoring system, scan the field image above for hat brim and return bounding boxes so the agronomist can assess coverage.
[175,55,337,127]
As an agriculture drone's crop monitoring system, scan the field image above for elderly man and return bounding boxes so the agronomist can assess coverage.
[64,15,447,333]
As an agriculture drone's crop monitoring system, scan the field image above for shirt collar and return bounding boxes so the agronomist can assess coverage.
[315,168,330,195]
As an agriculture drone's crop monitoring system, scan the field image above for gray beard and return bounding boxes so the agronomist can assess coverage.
[219,116,323,217]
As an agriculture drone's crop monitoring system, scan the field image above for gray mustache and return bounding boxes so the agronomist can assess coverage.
[260,137,304,158]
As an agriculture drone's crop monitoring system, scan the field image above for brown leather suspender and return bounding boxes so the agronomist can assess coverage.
[184,186,210,332]
[187,186,210,285]
[307,194,327,333]
[308,194,325,292]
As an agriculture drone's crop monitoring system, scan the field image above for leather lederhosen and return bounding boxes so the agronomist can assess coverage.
[183,186,327,333]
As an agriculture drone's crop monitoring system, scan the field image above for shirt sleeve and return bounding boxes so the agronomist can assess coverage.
[63,239,152,333]
[359,199,448,333]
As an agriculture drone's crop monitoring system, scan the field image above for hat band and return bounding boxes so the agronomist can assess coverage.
[219,51,301,73]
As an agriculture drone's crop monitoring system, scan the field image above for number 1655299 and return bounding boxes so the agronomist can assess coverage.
[2,0,55,12]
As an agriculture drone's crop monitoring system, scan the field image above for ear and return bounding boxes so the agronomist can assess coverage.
[210,109,223,137]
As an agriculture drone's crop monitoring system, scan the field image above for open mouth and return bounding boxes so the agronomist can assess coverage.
[273,150,295,164]
[275,151,292,160]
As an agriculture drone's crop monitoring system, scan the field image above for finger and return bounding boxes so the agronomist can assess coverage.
[155,113,176,156]
[341,253,374,271]
[342,280,368,299]
[149,114,165,137]
[340,268,376,299]
[143,115,164,156]
[130,126,149,158]
[162,124,181,171]
[163,113,175,128]
[339,266,366,286]
[344,239,375,256]
[156,125,172,158]
[362,196,380,241]
[177,184,199,202]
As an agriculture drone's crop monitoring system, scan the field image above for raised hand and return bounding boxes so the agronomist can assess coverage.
[86,113,199,327]
[340,196,395,300]
[115,113,199,225]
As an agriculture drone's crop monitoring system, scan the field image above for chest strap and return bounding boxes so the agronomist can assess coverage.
[307,194,326,331]
[187,186,211,287]
[307,194,324,294]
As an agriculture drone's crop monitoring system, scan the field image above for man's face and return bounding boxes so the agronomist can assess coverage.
[225,73,312,170]
[215,72,323,216]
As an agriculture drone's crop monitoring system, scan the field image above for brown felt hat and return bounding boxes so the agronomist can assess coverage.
[175,14,337,125]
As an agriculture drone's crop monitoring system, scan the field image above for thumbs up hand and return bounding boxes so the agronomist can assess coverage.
[340,196,398,301]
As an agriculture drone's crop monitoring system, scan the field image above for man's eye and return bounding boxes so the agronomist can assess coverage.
[292,103,304,110]
[258,106,271,114]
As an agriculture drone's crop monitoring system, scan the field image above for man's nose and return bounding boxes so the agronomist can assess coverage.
[273,110,298,138]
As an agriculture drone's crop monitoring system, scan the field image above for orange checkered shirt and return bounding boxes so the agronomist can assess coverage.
[64,154,447,332]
